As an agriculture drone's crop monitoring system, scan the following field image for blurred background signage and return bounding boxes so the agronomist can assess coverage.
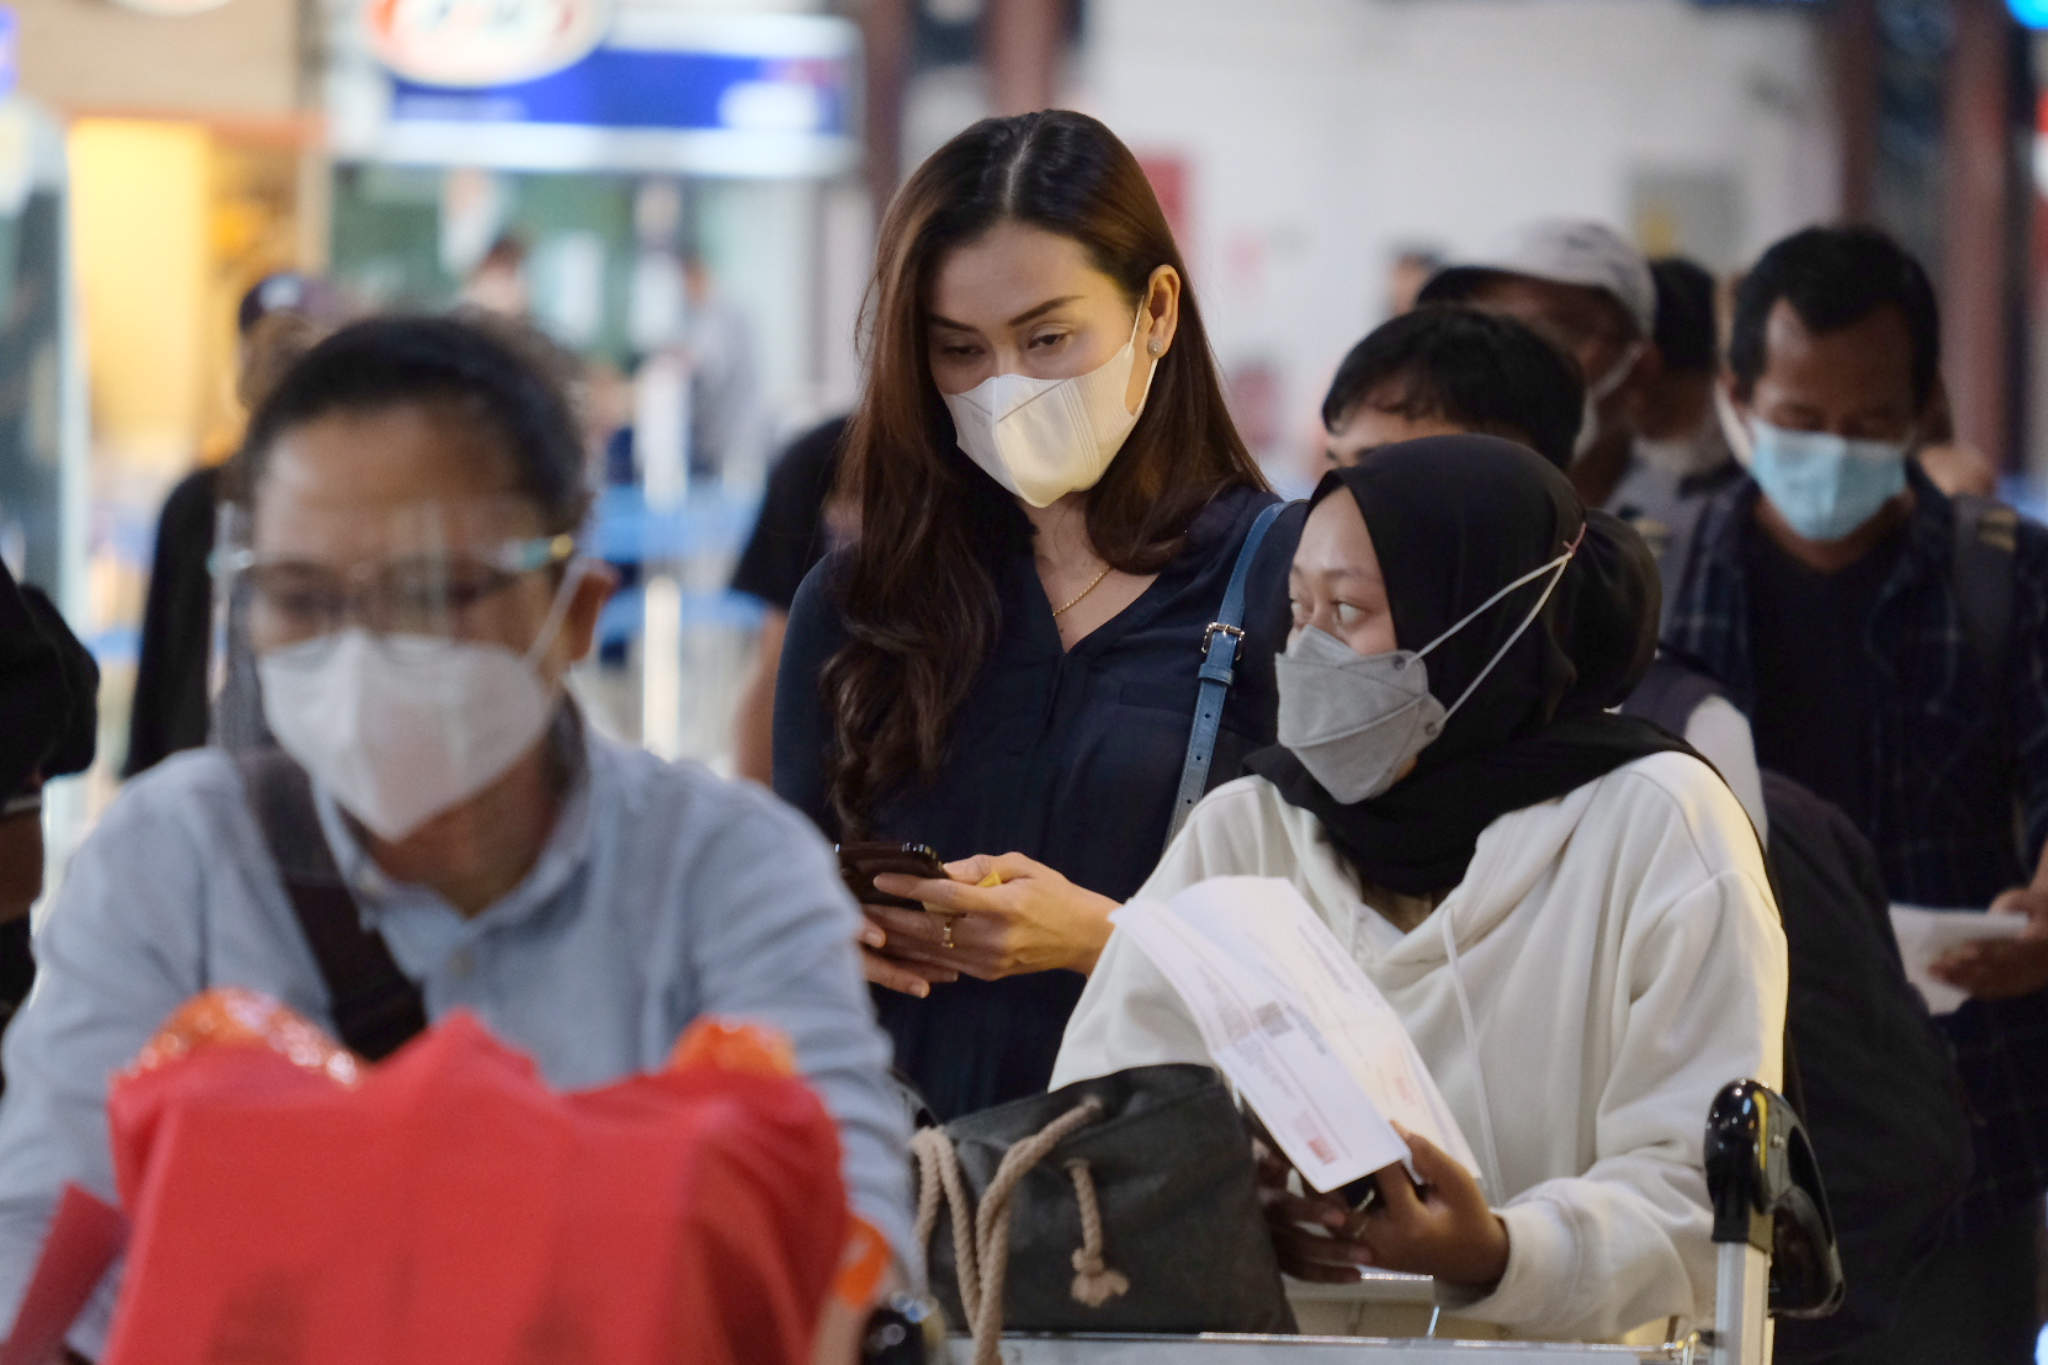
[367,0,615,88]
[104,0,231,13]
[0,7,15,99]
[334,5,860,177]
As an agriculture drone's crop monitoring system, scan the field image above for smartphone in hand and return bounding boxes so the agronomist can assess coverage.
[835,841,946,910]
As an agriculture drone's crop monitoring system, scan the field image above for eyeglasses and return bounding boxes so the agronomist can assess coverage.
[217,534,576,646]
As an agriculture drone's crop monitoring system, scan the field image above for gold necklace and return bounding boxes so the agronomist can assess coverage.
[1050,564,1114,618]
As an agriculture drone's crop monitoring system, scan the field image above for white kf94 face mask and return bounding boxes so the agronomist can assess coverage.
[257,564,585,843]
[941,308,1157,507]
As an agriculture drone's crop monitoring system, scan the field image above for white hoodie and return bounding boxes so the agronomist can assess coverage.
[1052,752,1787,1343]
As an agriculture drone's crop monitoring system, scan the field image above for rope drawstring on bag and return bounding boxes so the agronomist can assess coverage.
[1062,1157,1130,1307]
[911,1097,1128,1365]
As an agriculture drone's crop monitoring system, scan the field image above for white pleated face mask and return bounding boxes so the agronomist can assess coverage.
[940,308,1156,507]
[257,564,584,843]
[1572,342,1645,462]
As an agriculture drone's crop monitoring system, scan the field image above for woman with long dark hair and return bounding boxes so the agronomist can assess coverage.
[772,111,1300,1120]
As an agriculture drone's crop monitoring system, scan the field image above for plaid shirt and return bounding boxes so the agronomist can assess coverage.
[1664,463,2048,1226]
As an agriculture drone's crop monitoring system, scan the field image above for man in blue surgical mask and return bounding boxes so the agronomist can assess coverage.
[1664,224,2048,1365]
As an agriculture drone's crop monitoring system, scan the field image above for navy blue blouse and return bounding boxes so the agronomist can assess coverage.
[772,483,1303,1119]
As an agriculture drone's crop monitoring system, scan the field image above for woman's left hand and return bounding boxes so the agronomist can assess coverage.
[1349,1127,1511,1289]
[868,852,1120,980]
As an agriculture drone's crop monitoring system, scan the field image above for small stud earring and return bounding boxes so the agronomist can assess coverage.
[1147,338,1164,356]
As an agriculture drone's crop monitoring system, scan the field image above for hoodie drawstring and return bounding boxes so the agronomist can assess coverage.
[1438,910,1505,1203]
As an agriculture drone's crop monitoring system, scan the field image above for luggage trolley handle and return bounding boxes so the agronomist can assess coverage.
[1702,1080,1845,1365]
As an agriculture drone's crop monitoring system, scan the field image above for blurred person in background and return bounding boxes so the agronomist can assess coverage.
[1317,304,1768,836]
[0,558,97,1092]
[0,315,912,1359]
[581,357,637,493]
[772,110,1302,1121]
[1663,225,2048,1365]
[125,276,334,777]
[1420,220,1661,512]
[1610,257,1742,561]
[1382,244,1445,319]
[460,232,531,319]
[1915,385,2001,500]
[1322,305,1584,472]
[580,357,642,674]
[1279,244,1448,495]
[730,415,850,784]
[680,249,766,485]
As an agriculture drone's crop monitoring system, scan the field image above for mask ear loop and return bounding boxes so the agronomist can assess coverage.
[1713,382,1755,468]
[1129,300,1162,411]
[1438,908,1505,1204]
[1420,523,1586,724]
[1589,341,1645,403]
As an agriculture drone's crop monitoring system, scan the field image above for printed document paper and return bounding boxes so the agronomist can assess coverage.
[1889,904,2027,1016]
[1113,876,1479,1195]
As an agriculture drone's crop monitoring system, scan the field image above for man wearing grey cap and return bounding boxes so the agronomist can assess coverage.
[1420,220,1660,510]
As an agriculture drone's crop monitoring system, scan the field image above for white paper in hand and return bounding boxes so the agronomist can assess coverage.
[1889,904,2028,1016]
[1114,876,1480,1195]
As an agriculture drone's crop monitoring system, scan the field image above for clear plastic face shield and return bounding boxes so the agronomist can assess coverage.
[212,495,590,875]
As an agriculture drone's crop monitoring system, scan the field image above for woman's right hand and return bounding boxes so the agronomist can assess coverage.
[1254,1128,1510,1289]
[857,913,960,998]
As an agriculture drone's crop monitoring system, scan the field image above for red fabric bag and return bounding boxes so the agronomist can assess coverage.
[8,991,847,1365]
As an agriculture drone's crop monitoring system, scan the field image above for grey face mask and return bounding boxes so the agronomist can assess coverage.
[1275,543,1579,803]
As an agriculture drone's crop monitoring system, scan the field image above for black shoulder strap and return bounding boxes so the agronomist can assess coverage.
[234,753,428,1061]
[1950,494,2017,690]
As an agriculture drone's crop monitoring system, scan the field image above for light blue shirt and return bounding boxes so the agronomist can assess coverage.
[0,717,912,1352]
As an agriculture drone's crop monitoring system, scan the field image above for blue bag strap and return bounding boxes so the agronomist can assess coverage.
[1168,500,1288,845]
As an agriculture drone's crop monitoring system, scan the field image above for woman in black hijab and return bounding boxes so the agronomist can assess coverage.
[1250,435,1683,896]
[1056,435,1787,1344]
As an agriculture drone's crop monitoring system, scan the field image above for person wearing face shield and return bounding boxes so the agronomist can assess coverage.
[1052,436,1786,1343]
[0,316,914,1360]
[771,111,1301,1124]
[1418,220,1661,513]
[1662,225,2048,1365]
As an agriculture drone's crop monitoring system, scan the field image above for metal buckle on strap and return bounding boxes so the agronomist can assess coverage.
[1201,621,1246,663]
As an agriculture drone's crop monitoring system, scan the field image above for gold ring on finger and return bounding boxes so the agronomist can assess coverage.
[940,916,956,950]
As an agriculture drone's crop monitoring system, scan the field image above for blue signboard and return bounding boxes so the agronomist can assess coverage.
[390,48,851,138]
[2013,0,2048,28]
[338,11,861,178]
[0,9,17,101]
